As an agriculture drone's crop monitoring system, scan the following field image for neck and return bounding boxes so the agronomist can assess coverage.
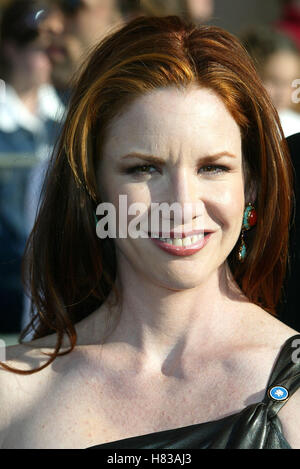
[92,260,249,375]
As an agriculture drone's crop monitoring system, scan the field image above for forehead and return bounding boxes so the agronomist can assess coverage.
[103,85,242,157]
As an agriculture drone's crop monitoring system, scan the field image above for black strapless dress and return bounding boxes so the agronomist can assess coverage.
[87,334,300,449]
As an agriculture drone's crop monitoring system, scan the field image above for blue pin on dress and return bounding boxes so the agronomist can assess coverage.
[268,385,289,402]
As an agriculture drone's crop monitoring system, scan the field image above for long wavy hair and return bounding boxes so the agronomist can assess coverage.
[2,15,294,374]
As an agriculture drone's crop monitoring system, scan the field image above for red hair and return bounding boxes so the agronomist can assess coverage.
[2,15,294,374]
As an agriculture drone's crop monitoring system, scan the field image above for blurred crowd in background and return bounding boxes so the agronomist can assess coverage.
[0,0,300,341]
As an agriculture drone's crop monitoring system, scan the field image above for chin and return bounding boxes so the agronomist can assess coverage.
[150,268,211,291]
[159,280,204,291]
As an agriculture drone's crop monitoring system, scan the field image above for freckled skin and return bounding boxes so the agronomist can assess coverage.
[98,85,246,292]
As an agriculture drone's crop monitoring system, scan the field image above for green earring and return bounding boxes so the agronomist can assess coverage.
[238,203,257,262]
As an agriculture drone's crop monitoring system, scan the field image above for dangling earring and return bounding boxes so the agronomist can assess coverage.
[238,202,257,262]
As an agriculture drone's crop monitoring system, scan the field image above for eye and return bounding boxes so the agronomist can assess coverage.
[198,165,229,175]
[124,163,229,176]
[125,164,158,175]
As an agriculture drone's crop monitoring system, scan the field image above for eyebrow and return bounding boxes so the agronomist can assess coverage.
[120,151,237,164]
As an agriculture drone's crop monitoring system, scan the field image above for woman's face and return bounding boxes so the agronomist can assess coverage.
[97,86,246,290]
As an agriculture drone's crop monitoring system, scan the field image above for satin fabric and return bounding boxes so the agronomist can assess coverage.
[87,334,300,449]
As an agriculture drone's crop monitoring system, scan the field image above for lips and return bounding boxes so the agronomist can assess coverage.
[150,232,213,257]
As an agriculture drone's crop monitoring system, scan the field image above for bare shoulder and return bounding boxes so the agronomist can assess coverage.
[260,310,300,449]
[0,334,75,448]
[0,331,72,374]
[223,304,298,399]
[266,318,300,449]
[239,303,300,350]
[0,340,54,415]
[240,305,300,448]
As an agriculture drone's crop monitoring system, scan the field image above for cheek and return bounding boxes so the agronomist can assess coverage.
[124,184,151,207]
[210,182,244,231]
[98,177,150,232]
[115,184,151,232]
[100,170,149,204]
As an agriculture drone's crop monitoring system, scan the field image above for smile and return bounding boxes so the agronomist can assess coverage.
[154,233,204,246]
[150,233,212,256]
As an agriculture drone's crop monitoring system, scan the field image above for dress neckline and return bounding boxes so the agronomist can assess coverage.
[86,407,248,448]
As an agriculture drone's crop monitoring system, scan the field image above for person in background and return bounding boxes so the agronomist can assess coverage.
[0,0,65,157]
[241,26,300,137]
[45,0,214,101]
[21,0,125,336]
[46,0,123,104]
[0,0,65,333]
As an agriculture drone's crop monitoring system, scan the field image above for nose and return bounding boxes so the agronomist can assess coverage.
[167,167,204,225]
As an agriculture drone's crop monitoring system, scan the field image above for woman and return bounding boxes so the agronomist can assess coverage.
[0,16,299,449]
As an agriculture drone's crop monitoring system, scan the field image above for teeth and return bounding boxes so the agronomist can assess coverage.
[182,237,191,247]
[157,233,204,246]
[173,238,182,247]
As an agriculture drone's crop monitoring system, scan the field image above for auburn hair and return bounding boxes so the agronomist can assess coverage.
[2,15,294,374]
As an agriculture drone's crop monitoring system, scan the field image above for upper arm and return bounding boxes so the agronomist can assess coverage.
[278,387,300,449]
